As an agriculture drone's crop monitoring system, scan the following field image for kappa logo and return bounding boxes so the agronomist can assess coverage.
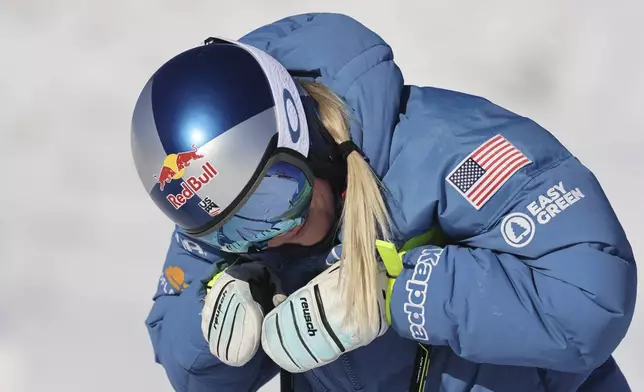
[404,247,443,341]
[283,88,300,143]
[501,213,536,248]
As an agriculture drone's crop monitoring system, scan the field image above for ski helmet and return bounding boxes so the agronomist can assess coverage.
[131,38,342,253]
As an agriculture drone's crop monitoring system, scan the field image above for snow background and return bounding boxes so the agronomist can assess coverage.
[1,1,642,391]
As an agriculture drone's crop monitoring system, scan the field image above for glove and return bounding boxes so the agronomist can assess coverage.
[200,262,286,367]
[260,245,393,373]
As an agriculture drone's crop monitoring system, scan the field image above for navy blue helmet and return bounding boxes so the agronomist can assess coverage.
[131,38,322,253]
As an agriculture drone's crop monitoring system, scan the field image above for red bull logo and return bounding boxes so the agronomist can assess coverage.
[153,144,219,210]
[154,144,204,191]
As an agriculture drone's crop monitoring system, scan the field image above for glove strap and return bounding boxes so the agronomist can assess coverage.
[205,258,242,293]
[375,240,405,324]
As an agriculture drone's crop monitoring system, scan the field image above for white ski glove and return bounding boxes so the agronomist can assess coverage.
[201,262,286,367]
[260,246,389,373]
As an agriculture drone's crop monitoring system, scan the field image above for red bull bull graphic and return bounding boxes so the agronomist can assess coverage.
[152,145,219,211]
[153,144,205,191]
[176,144,205,171]
[155,166,177,191]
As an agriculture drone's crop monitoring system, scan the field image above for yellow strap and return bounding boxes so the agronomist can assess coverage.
[376,240,404,277]
[400,226,447,253]
[384,278,396,325]
[376,227,447,325]
[205,258,241,293]
[376,240,406,325]
[206,270,225,292]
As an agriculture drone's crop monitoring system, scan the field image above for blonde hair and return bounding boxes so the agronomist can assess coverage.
[301,82,392,337]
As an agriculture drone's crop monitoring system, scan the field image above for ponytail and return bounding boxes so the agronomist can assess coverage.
[301,82,392,336]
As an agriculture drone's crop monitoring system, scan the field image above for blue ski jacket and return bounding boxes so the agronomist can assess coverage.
[145,13,637,392]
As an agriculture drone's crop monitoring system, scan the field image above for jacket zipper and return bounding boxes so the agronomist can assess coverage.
[308,369,330,392]
[340,355,364,390]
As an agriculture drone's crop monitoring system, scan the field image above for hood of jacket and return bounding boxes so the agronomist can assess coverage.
[240,12,405,179]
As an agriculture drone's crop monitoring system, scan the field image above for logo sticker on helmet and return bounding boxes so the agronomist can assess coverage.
[283,88,300,143]
[152,145,220,210]
[199,196,221,216]
[153,144,205,191]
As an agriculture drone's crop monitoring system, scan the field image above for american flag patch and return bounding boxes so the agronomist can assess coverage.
[446,135,531,209]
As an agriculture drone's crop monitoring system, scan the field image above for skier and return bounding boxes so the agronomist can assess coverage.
[131,13,637,392]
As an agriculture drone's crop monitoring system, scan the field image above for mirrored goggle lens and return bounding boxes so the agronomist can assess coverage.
[194,160,312,253]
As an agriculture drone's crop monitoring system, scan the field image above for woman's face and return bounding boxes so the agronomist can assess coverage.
[267,178,335,247]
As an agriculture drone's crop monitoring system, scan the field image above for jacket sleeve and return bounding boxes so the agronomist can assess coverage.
[386,87,637,373]
[145,228,279,391]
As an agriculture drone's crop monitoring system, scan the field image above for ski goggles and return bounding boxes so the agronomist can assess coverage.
[186,151,314,253]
